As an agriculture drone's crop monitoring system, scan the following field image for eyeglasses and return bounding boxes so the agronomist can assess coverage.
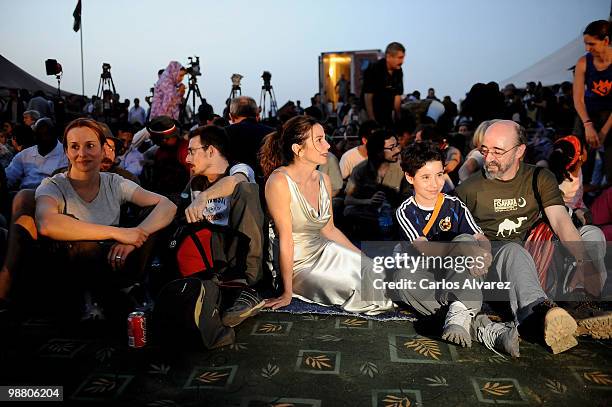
[478,144,520,158]
[383,143,400,151]
[187,146,207,156]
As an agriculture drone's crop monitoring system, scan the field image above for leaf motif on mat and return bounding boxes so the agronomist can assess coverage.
[315,334,342,342]
[341,318,367,327]
[302,315,321,321]
[403,337,441,360]
[304,355,333,369]
[583,371,612,385]
[261,363,279,378]
[48,342,76,353]
[481,382,514,396]
[196,371,229,384]
[425,376,448,386]
[95,347,115,362]
[83,377,116,393]
[382,394,411,407]
[360,361,378,378]
[257,323,282,333]
[229,342,248,351]
[544,379,567,394]
[148,363,170,375]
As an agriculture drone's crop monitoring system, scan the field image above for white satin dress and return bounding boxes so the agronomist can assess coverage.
[271,170,394,315]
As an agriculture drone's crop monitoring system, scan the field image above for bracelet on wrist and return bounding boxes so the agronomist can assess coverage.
[583,120,593,125]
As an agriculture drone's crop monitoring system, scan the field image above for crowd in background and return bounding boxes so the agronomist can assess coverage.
[0,26,610,357]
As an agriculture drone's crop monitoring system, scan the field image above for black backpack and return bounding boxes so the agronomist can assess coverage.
[152,277,235,350]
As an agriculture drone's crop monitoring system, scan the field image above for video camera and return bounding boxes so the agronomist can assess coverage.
[101,63,112,79]
[262,71,272,90]
[186,56,201,76]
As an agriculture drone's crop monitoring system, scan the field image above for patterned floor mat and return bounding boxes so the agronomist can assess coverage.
[1,311,611,406]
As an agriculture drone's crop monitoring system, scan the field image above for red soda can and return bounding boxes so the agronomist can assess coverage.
[127,311,147,348]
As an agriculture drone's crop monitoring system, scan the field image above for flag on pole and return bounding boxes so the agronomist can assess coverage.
[73,0,82,32]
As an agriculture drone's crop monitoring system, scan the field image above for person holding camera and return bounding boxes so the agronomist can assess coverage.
[150,61,187,121]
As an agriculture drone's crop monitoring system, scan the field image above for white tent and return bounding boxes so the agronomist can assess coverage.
[501,36,584,87]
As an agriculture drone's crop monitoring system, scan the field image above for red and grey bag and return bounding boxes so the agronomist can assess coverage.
[524,167,559,292]
[168,220,250,282]
[169,222,215,278]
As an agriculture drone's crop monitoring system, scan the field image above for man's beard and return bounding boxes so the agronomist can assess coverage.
[385,153,400,163]
[484,159,510,180]
[100,158,113,171]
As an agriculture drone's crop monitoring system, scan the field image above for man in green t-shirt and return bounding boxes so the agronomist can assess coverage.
[456,120,609,352]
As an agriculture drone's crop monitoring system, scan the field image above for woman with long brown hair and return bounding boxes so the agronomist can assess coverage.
[260,116,393,313]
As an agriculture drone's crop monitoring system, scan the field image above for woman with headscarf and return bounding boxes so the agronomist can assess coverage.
[149,61,187,120]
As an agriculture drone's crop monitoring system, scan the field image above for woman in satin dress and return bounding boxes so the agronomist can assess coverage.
[259,116,393,314]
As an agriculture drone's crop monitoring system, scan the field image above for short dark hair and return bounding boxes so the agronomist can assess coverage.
[304,106,322,120]
[400,141,444,176]
[385,42,405,55]
[12,124,35,148]
[229,96,258,118]
[198,102,215,123]
[584,20,610,40]
[212,116,230,127]
[117,122,135,134]
[366,129,396,168]
[416,124,444,144]
[359,120,380,141]
[189,125,230,160]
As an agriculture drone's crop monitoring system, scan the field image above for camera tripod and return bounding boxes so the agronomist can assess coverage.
[259,85,278,120]
[180,75,205,124]
[229,84,241,100]
[96,67,116,100]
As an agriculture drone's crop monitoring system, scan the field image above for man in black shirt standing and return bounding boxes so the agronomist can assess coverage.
[225,96,274,180]
[362,42,405,127]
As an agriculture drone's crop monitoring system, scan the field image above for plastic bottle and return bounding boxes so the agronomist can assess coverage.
[378,201,394,240]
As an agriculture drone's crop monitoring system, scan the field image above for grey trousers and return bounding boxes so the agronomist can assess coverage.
[543,224,608,295]
[486,242,547,322]
[488,225,608,322]
[392,234,484,316]
[579,225,608,289]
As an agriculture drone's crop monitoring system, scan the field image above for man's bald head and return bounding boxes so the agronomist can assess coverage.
[481,120,527,181]
[485,120,527,147]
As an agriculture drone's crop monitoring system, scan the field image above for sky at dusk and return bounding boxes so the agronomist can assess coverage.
[1,0,608,112]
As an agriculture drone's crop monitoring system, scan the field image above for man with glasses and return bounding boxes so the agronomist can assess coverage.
[182,125,266,327]
[456,120,609,352]
[344,129,407,239]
